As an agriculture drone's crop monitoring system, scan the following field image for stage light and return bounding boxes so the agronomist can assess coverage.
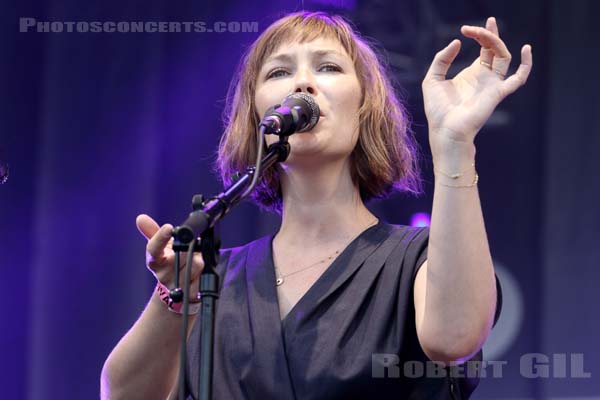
[410,212,430,227]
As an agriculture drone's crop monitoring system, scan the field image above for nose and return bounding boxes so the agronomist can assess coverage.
[294,86,316,95]
[293,67,317,96]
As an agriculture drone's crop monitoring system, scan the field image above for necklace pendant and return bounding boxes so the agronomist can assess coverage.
[276,277,284,286]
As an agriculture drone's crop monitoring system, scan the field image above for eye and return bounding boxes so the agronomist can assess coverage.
[319,63,342,73]
[266,68,289,79]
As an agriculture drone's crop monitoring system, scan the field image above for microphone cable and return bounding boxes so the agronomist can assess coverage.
[177,238,198,400]
[239,125,267,200]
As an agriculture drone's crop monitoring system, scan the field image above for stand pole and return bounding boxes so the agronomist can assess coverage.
[172,136,290,400]
[198,227,220,400]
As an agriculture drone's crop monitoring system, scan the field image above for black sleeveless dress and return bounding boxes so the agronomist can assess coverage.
[185,222,495,399]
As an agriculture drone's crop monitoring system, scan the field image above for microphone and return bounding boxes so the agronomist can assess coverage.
[260,92,320,135]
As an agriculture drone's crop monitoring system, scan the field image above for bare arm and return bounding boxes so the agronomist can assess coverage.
[414,17,532,363]
[414,141,496,363]
[101,215,204,399]
[101,292,196,399]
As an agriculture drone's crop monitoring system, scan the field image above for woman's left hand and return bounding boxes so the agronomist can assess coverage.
[422,17,532,158]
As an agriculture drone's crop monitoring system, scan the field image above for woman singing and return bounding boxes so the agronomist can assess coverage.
[102,11,532,399]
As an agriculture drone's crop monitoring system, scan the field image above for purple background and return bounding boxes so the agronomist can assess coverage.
[1,0,598,398]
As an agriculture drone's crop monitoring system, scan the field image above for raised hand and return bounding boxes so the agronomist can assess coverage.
[422,17,532,159]
[136,214,204,299]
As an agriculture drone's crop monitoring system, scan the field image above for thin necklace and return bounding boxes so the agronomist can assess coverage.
[274,219,379,286]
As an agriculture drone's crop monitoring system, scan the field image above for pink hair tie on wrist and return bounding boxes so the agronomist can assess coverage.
[156,281,201,315]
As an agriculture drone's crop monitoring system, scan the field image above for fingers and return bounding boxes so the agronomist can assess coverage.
[424,39,462,82]
[486,16,499,36]
[146,222,174,260]
[167,252,204,282]
[461,24,510,58]
[479,17,497,66]
[192,254,205,276]
[461,21,511,77]
[502,44,533,96]
[137,213,173,256]
[136,214,160,240]
[137,214,205,291]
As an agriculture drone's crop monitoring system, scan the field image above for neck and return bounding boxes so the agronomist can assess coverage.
[275,157,377,247]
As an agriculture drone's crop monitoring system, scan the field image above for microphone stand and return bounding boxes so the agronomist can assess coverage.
[171,135,290,400]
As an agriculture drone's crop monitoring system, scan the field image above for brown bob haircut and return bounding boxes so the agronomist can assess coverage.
[217,11,422,213]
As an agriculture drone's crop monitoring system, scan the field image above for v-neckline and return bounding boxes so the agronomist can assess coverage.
[238,221,398,399]
[267,221,384,325]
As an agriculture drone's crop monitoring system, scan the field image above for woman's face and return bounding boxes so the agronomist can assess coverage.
[254,37,362,166]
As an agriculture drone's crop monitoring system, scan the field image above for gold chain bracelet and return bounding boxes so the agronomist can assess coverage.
[436,172,479,188]
[434,162,479,188]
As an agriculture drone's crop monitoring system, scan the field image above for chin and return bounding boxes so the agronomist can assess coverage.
[286,130,322,153]
[285,144,319,162]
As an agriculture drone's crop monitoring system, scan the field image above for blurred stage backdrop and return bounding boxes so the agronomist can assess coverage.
[1,0,599,398]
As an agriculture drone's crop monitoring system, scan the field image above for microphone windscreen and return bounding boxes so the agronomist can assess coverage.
[284,93,320,132]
